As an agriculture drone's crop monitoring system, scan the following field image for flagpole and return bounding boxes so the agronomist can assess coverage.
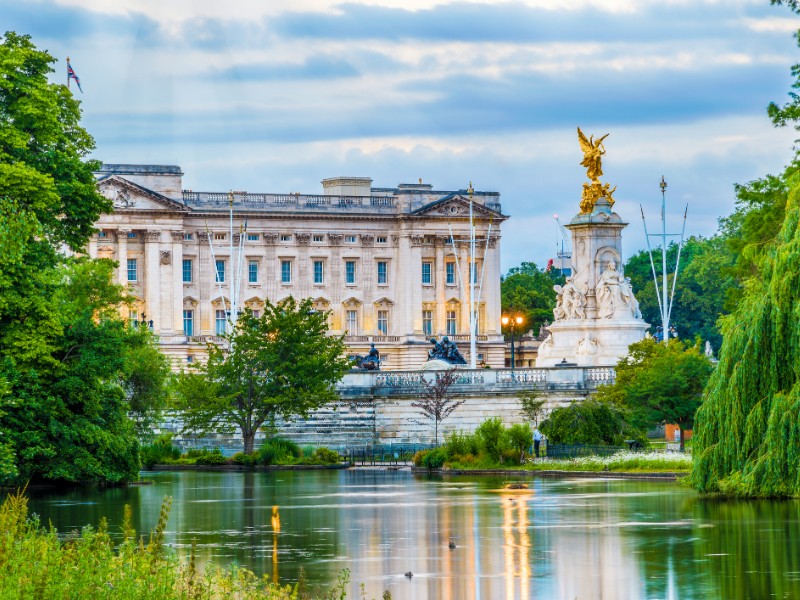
[66,57,70,89]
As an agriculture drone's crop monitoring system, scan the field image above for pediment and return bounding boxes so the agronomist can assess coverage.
[374,297,394,307]
[412,195,505,220]
[97,176,190,212]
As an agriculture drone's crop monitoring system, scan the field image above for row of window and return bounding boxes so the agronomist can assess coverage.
[104,231,390,244]
[127,258,477,286]
[176,308,458,337]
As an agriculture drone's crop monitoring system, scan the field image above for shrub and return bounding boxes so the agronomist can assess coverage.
[140,435,182,468]
[476,418,506,461]
[422,447,447,469]
[185,448,227,465]
[500,448,521,466]
[444,430,480,458]
[231,452,258,468]
[412,449,429,467]
[540,398,644,446]
[311,447,341,465]
[504,423,533,460]
[257,438,302,465]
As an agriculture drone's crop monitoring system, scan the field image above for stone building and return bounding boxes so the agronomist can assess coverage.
[90,164,507,369]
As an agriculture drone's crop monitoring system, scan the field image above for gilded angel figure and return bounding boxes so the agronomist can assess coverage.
[577,127,608,182]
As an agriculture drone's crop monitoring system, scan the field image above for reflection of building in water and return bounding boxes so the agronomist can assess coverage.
[272,505,281,584]
[502,493,531,600]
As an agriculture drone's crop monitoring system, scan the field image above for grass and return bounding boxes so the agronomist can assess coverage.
[0,491,386,599]
[446,451,692,473]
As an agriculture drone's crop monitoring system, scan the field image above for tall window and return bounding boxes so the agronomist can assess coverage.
[422,310,433,336]
[313,260,324,284]
[421,261,432,285]
[247,233,260,241]
[345,260,356,284]
[346,310,358,334]
[182,259,192,283]
[183,310,194,336]
[471,262,480,284]
[127,258,137,282]
[377,261,387,284]
[281,260,292,284]
[128,309,138,327]
[215,309,227,335]
[377,310,388,335]
[248,260,258,283]
[215,260,225,283]
[446,262,456,285]
[446,310,457,335]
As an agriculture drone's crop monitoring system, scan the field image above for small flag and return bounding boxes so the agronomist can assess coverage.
[67,57,82,93]
[546,258,554,271]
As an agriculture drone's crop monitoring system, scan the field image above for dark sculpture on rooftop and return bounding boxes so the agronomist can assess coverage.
[426,336,467,365]
[352,343,382,370]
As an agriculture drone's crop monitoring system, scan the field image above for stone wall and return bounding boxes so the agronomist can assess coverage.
[154,367,613,453]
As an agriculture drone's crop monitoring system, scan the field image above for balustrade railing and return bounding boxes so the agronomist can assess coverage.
[182,191,396,210]
[496,369,547,383]
[585,367,615,383]
[375,372,424,387]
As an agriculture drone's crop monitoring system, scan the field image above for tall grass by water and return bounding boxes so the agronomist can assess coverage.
[0,491,383,599]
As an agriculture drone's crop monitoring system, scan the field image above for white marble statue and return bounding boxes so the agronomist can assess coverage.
[596,260,641,319]
[576,334,598,355]
[705,340,714,359]
[553,276,586,321]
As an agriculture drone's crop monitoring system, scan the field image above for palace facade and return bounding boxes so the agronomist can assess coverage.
[90,164,507,369]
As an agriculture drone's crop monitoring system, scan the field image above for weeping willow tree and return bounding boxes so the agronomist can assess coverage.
[691,177,800,497]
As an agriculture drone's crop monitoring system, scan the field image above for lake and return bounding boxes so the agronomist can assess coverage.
[25,469,800,600]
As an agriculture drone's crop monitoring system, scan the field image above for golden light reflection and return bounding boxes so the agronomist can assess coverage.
[501,492,531,600]
[272,505,281,584]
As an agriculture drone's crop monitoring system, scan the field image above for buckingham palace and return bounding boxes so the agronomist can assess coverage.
[89,164,508,369]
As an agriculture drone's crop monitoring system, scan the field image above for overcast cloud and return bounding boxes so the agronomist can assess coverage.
[5,0,799,271]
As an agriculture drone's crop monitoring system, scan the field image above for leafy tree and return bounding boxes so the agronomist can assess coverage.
[623,236,736,349]
[0,33,165,484]
[505,423,533,462]
[500,262,563,336]
[539,398,642,446]
[596,338,713,451]
[410,368,464,445]
[176,299,351,454]
[518,389,546,425]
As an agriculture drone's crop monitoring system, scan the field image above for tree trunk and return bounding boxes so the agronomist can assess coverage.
[243,430,256,455]
[679,427,685,453]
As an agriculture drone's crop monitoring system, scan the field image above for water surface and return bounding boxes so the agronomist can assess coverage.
[26,470,800,600]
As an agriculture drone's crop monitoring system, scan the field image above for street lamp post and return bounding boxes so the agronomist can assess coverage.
[501,315,524,374]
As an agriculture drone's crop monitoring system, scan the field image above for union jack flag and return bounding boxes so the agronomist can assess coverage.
[67,57,82,93]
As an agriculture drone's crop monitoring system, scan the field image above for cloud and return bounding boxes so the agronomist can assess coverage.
[218,55,360,82]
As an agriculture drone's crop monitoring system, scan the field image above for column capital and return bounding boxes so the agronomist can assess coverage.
[144,230,162,243]
[171,230,184,242]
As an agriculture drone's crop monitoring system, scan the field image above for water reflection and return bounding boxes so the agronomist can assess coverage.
[24,471,800,600]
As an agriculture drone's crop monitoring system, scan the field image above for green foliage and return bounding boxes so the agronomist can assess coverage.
[257,438,302,466]
[443,430,480,458]
[475,417,505,461]
[518,390,546,424]
[0,491,359,599]
[310,447,341,465]
[623,236,737,348]
[501,262,564,335]
[539,398,643,446]
[596,338,713,448]
[175,299,351,454]
[413,447,447,469]
[0,33,168,485]
[184,448,227,465]
[140,435,182,468]
[691,178,800,498]
[505,423,533,461]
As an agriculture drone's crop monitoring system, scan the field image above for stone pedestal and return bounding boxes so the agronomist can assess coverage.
[535,197,648,368]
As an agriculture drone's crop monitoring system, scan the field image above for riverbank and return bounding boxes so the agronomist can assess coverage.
[415,467,684,480]
[147,463,349,472]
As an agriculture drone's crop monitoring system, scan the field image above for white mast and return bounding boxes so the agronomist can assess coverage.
[468,182,477,369]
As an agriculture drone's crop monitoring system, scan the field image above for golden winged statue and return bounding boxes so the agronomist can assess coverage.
[577,127,608,182]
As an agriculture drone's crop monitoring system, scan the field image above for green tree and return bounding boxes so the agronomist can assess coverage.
[410,368,464,446]
[596,338,713,451]
[500,262,563,335]
[0,32,162,484]
[539,398,642,446]
[518,389,546,425]
[623,236,736,349]
[176,299,351,454]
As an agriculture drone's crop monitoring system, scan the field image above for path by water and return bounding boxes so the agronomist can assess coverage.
[26,470,800,600]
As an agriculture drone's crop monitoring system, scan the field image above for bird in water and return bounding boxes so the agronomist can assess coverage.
[405,571,413,579]
[448,538,456,550]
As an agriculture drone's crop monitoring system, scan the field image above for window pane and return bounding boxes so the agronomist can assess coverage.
[127,258,137,282]
[314,260,324,284]
[446,262,455,285]
[182,259,192,283]
[346,310,358,334]
[183,310,194,336]
[215,260,225,283]
[422,261,432,284]
[377,261,387,284]
[377,310,388,335]
[345,261,356,284]
[248,260,258,283]
[215,309,227,335]
[422,310,433,336]
[446,310,457,335]
[281,260,292,283]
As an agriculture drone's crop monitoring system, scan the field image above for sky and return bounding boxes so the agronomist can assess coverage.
[6,0,800,272]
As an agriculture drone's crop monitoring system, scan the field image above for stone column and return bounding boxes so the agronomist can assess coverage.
[398,233,413,336]
[117,229,130,286]
[486,236,502,334]
[328,234,342,332]
[88,234,98,259]
[143,230,162,332]
[435,237,446,335]
[197,231,212,334]
[171,230,184,336]
[409,235,424,334]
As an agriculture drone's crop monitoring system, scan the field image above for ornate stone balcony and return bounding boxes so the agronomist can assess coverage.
[181,191,397,213]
